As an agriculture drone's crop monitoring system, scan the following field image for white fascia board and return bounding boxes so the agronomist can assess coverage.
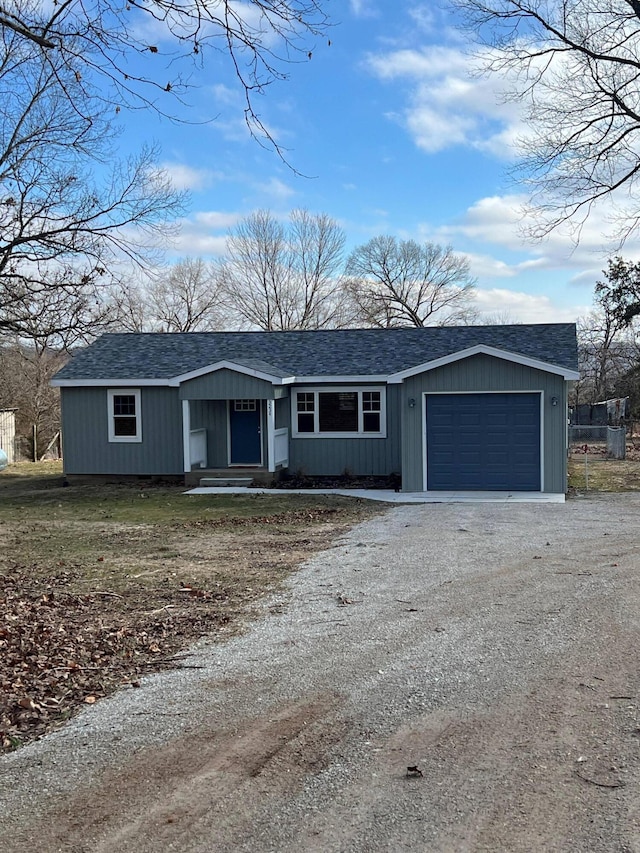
[292,375,389,384]
[387,345,580,382]
[51,377,171,388]
[169,360,294,386]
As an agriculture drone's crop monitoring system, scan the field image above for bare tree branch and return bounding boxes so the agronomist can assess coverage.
[0,21,185,340]
[344,237,477,328]
[0,0,330,163]
[454,0,640,241]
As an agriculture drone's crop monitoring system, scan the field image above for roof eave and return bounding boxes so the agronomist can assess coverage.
[51,378,171,388]
[52,360,296,388]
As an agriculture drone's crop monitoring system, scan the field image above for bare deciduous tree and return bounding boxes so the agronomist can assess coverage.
[344,237,477,328]
[145,258,225,332]
[0,22,184,340]
[574,312,635,406]
[111,281,149,334]
[454,0,640,241]
[220,209,350,330]
[1,0,327,340]
[0,0,329,161]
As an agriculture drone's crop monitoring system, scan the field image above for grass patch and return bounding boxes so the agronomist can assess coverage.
[568,456,640,492]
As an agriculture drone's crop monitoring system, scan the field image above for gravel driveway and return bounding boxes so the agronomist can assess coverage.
[2,494,640,853]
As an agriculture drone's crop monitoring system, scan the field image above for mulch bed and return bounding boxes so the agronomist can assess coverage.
[266,474,402,491]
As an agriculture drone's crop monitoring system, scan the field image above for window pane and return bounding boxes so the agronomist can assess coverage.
[297,393,315,413]
[363,412,381,433]
[114,416,137,436]
[113,395,136,416]
[362,391,381,412]
[319,392,358,432]
[297,412,315,433]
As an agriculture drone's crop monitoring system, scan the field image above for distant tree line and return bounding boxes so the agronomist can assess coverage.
[113,209,479,334]
[573,258,640,418]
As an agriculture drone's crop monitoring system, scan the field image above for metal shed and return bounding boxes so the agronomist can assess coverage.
[0,409,16,464]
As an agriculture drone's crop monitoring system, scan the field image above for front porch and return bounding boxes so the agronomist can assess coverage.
[182,397,289,484]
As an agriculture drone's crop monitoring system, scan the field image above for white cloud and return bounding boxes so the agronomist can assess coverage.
[440,194,531,250]
[437,194,633,273]
[193,211,242,230]
[412,192,632,318]
[350,0,377,18]
[461,252,520,280]
[212,112,283,148]
[170,231,229,257]
[364,44,529,157]
[254,177,296,201]
[408,6,437,33]
[160,163,217,191]
[210,83,237,106]
[473,288,586,324]
[167,209,244,258]
[366,45,466,81]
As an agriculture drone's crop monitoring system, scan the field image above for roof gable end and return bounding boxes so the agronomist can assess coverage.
[388,344,580,382]
[169,360,294,386]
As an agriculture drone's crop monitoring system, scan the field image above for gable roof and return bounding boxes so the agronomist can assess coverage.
[52,324,579,386]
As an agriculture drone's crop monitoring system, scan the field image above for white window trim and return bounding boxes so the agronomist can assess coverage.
[107,388,142,443]
[291,386,387,439]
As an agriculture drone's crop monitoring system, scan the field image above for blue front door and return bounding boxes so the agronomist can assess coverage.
[230,400,262,464]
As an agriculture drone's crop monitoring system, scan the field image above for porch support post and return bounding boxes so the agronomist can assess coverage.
[182,399,191,473]
[267,399,276,473]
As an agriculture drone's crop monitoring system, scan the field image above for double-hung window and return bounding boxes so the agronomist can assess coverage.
[293,388,385,438]
[107,389,142,442]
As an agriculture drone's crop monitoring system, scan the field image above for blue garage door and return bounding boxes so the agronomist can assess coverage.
[426,393,541,491]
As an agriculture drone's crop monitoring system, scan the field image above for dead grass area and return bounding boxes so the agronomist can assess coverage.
[0,462,381,751]
[568,442,640,492]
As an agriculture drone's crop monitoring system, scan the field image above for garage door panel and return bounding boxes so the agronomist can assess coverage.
[426,393,541,491]
[486,413,509,426]
[460,414,482,426]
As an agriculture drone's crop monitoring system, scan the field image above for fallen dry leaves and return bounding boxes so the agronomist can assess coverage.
[0,565,232,751]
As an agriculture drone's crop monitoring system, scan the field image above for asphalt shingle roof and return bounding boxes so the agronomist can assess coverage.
[54,324,578,382]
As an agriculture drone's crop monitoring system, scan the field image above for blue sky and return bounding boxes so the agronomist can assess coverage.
[121,0,629,324]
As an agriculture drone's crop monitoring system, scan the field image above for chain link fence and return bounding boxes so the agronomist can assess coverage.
[568,425,627,459]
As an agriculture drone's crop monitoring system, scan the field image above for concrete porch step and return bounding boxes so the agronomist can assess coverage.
[199,476,254,488]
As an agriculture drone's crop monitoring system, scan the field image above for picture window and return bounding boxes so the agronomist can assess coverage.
[293,388,385,438]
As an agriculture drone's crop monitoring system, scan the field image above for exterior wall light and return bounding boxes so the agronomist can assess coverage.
[551,396,558,406]
[408,397,416,408]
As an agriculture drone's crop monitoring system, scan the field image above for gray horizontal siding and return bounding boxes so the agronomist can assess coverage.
[179,369,276,400]
[401,355,568,492]
[287,385,401,477]
[61,387,183,475]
